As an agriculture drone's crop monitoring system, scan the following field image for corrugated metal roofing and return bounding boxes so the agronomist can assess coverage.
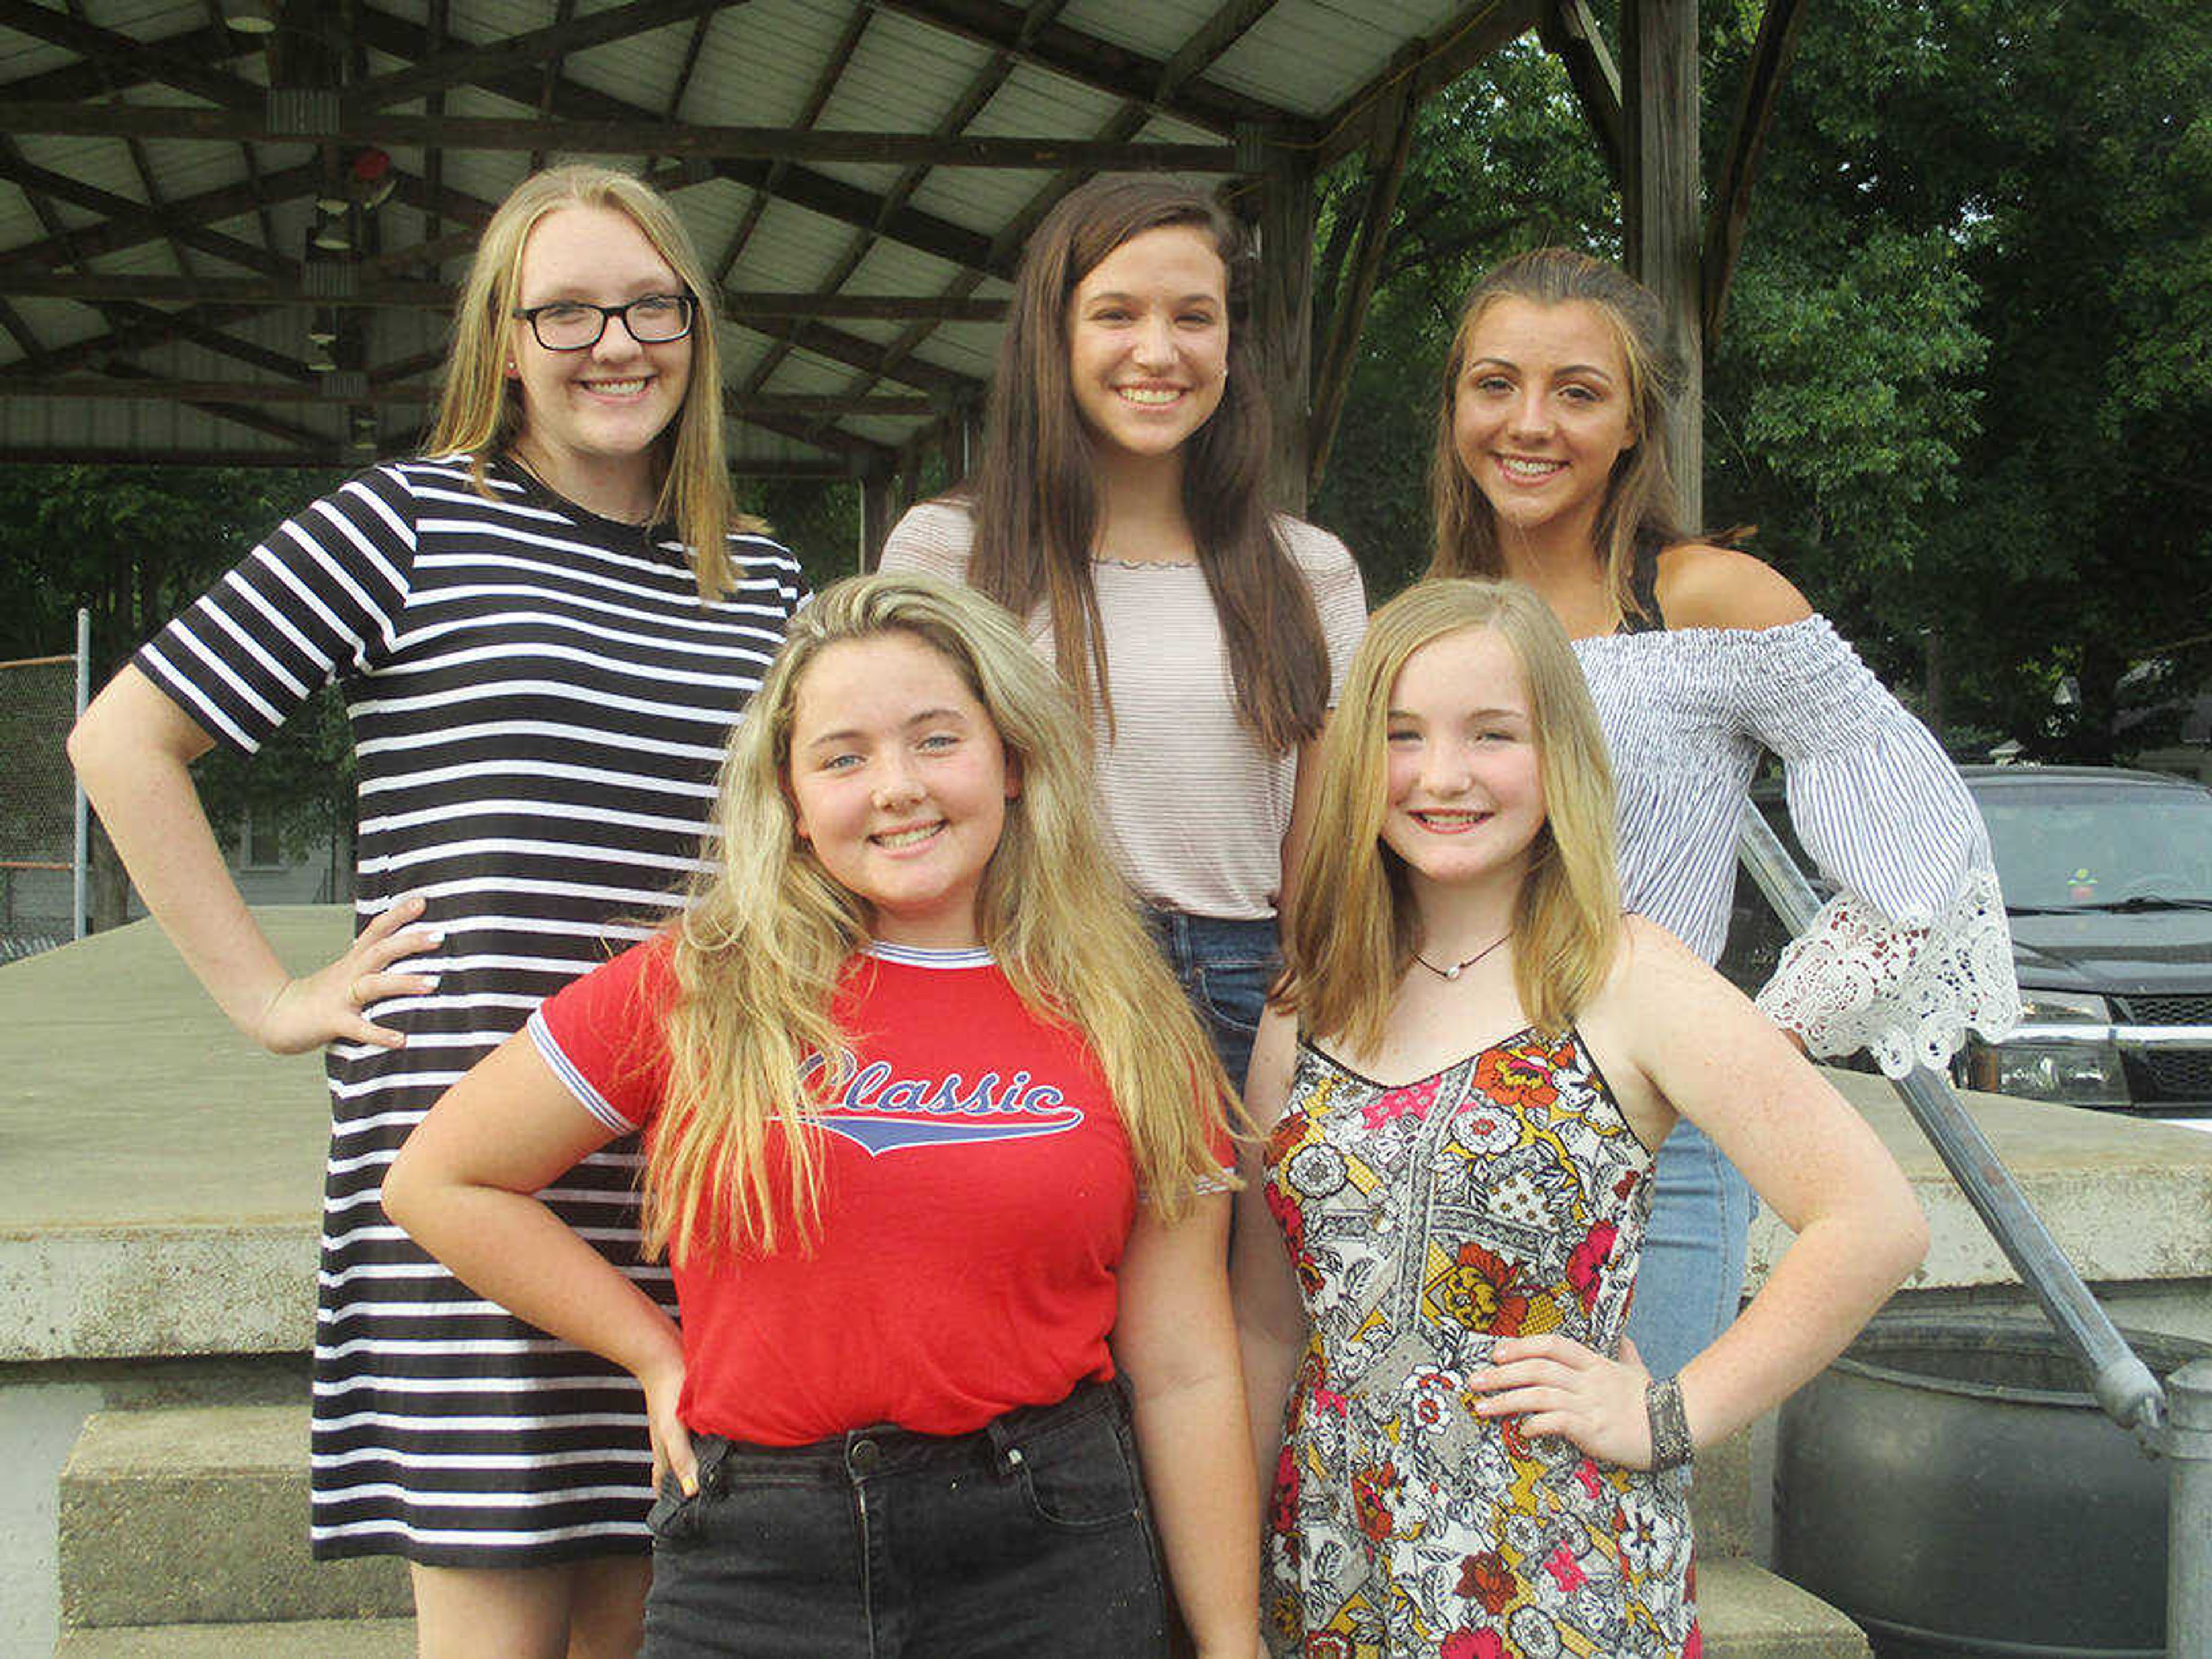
[0,0,1517,472]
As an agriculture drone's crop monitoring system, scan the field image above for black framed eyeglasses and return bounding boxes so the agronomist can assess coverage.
[512,291,696,351]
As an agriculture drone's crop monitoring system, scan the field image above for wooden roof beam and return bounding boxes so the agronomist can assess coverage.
[0,271,1004,321]
[1702,0,1810,338]
[349,0,734,111]
[732,1,1053,402]
[0,21,246,104]
[1315,0,1540,167]
[0,302,261,379]
[0,151,296,280]
[0,102,1242,173]
[1539,0,1623,183]
[95,357,336,450]
[713,2,873,283]
[0,0,260,109]
[0,160,319,279]
[873,0,1309,139]
[348,5,1013,279]
[749,317,982,400]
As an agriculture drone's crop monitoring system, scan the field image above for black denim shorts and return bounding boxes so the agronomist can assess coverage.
[643,1380,1168,1658]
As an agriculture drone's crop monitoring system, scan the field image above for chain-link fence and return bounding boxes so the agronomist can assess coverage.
[0,630,84,962]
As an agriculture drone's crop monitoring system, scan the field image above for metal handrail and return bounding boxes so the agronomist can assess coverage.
[1737,804,2212,1648]
[1734,806,2168,1440]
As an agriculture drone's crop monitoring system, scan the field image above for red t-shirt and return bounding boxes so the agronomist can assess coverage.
[528,935,1225,1445]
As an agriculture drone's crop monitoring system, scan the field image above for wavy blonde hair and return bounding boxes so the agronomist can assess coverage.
[426,164,762,598]
[1426,249,1688,624]
[647,571,1237,1262]
[1279,579,1622,1055]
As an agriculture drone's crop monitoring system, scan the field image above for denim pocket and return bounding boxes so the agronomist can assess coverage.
[1195,953,1275,1037]
[646,1469,700,1543]
[1013,1407,1143,1533]
[646,1437,729,1544]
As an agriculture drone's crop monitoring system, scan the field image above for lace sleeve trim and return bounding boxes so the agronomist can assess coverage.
[1755,867,2022,1078]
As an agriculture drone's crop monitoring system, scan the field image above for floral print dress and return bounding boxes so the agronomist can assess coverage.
[1261,1031,1698,1659]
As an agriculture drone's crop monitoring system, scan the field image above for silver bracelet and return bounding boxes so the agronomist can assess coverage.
[1645,1376,1694,1472]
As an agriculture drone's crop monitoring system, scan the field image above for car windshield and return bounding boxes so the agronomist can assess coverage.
[1975,779,2212,911]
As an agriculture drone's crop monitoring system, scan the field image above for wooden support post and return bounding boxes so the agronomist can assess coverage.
[1245,136,1317,517]
[858,464,896,572]
[1308,82,1418,498]
[1623,0,1704,528]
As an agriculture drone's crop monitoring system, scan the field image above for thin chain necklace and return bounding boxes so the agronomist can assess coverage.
[1412,931,1510,982]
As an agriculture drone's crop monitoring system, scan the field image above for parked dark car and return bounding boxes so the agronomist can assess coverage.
[1722,766,2212,1128]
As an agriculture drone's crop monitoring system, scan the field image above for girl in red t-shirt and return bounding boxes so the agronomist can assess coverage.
[388,573,1259,1659]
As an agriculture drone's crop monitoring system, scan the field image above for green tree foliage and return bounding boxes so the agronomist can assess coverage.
[1312,37,1618,601]
[0,465,350,888]
[1315,0,2211,758]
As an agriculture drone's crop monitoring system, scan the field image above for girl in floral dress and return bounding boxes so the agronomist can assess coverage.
[1231,579,1927,1657]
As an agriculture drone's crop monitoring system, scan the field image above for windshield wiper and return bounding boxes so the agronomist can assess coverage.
[2063,896,2212,912]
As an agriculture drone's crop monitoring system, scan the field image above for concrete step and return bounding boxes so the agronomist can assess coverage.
[55,1619,416,1657]
[59,1405,410,1629]
[1700,1556,1870,1658]
[55,1404,1859,1657]
[1691,1425,1754,1558]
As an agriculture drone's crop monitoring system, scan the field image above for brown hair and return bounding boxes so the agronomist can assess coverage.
[427,164,762,599]
[1426,248,1688,623]
[961,176,1330,751]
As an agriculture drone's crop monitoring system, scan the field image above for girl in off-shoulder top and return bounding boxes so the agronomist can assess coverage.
[1426,248,2017,1381]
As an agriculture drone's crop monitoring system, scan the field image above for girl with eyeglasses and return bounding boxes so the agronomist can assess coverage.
[69,165,808,1658]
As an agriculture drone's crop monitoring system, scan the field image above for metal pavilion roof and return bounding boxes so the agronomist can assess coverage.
[0,0,1546,478]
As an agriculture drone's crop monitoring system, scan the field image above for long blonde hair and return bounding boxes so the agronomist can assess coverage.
[1426,249,1688,623]
[427,164,762,599]
[649,571,1237,1261]
[1279,579,1621,1054]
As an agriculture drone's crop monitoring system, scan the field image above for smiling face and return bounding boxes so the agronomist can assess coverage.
[1450,296,1637,547]
[1065,223,1230,468]
[787,631,1019,950]
[1381,625,1548,897]
[507,203,693,510]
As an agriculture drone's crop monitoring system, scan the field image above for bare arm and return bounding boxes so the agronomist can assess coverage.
[1475,919,1926,1464]
[383,1033,695,1491]
[67,665,438,1053]
[1229,1005,1308,1512]
[1112,1190,1259,1659]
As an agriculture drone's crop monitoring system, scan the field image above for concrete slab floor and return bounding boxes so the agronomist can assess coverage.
[0,908,351,1234]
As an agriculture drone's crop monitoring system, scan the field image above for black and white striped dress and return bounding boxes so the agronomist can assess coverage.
[135,453,807,1565]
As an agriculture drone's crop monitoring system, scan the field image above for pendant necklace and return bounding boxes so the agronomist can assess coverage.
[1412,931,1510,982]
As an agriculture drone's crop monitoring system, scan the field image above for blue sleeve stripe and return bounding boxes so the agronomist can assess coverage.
[525,1009,638,1134]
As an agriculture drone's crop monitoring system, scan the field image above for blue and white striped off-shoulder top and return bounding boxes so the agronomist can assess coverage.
[1574,615,2020,1077]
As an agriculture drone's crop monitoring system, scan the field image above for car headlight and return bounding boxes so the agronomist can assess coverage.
[1962,990,2129,1107]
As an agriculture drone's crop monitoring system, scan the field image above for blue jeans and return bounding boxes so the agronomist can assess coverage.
[642,1382,1166,1658]
[1626,1117,1755,1381]
[1142,908,1279,1089]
